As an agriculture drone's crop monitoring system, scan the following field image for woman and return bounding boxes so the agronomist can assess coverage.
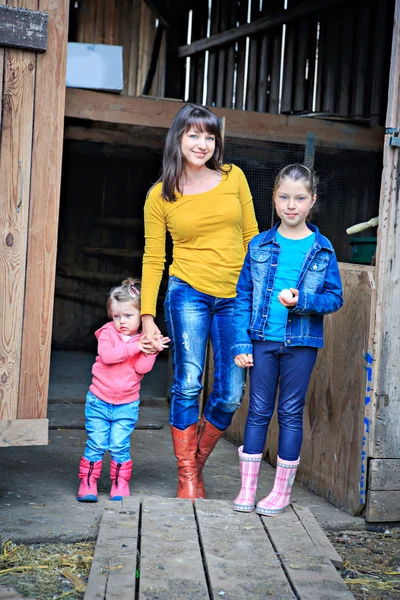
[141,103,259,500]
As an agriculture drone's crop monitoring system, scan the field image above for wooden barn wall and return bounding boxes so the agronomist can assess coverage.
[0,0,69,445]
[221,264,375,516]
[182,0,393,125]
[52,140,163,350]
[69,0,167,97]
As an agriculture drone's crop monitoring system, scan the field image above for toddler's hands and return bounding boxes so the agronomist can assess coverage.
[234,353,253,368]
[139,334,170,354]
[278,288,299,307]
[138,335,158,354]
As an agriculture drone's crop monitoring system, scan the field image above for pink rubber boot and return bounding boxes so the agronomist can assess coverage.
[233,446,263,512]
[77,457,102,502]
[110,459,133,500]
[256,456,300,516]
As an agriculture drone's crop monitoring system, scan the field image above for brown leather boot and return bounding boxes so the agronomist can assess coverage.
[196,416,224,499]
[170,423,199,500]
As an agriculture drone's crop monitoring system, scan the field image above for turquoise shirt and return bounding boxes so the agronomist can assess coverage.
[264,230,315,341]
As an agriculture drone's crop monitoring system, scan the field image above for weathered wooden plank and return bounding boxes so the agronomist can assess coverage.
[368,458,400,491]
[178,0,345,58]
[0,0,37,421]
[84,501,140,600]
[18,0,69,421]
[64,88,384,151]
[263,508,355,599]
[370,0,400,464]
[0,419,48,447]
[195,499,296,599]
[64,125,166,149]
[0,5,48,52]
[139,497,208,599]
[366,490,400,522]
[291,505,344,569]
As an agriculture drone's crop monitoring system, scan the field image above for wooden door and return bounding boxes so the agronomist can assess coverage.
[0,0,69,446]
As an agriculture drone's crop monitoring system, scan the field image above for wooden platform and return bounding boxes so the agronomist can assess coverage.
[84,497,353,600]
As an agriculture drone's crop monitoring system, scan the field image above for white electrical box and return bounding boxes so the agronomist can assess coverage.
[66,42,123,92]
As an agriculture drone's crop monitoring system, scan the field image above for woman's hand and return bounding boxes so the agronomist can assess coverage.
[234,353,254,368]
[141,314,169,352]
[278,288,299,308]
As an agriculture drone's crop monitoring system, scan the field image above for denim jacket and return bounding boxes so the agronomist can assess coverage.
[231,223,343,355]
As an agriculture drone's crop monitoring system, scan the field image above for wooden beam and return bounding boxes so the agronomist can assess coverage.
[65,88,384,151]
[366,490,400,522]
[0,5,48,52]
[0,0,37,421]
[370,0,400,459]
[178,0,345,58]
[18,0,69,421]
[0,419,48,447]
[368,459,400,491]
[64,125,165,149]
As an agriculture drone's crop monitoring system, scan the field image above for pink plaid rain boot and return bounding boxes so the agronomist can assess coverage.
[110,459,133,500]
[233,446,263,512]
[256,456,300,516]
[77,457,102,502]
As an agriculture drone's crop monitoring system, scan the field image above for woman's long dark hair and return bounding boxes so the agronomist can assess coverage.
[154,103,231,202]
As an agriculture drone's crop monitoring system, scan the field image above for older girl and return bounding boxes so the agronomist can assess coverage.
[141,104,259,500]
[232,164,343,515]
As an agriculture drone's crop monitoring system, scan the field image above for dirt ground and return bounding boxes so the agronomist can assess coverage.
[329,527,400,599]
[1,527,400,599]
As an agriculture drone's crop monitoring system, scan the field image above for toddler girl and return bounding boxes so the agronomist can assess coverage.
[232,164,343,516]
[77,278,169,502]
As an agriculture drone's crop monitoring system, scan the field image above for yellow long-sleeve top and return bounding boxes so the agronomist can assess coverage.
[141,164,259,316]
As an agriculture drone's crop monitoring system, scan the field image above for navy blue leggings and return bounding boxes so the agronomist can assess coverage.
[243,340,318,460]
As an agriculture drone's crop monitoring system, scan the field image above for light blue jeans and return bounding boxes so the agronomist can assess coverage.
[164,276,246,431]
[83,390,140,463]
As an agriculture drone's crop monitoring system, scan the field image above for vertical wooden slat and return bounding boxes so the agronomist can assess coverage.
[321,12,338,114]
[18,0,69,420]
[0,0,37,420]
[195,2,208,104]
[94,0,105,44]
[269,32,282,114]
[293,19,309,113]
[257,29,269,113]
[370,0,390,125]
[246,1,261,111]
[0,46,4,132]
[338,5,354,117]
[305,19,317,113]
[280,22,296,114]
[235,0,248,111]
[370,0,400,459]
[123,0,141,96]
[215,0,229,107]
[103,0,116,46]
[206,0,219,106]
[224,0,237,109]
[153,25,166,97]
[351,4,371,118]
[314,20,324,113]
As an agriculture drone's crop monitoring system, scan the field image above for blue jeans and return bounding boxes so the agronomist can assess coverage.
[83,391,140,463]
[244,341,318,460]
[164,276,246,431]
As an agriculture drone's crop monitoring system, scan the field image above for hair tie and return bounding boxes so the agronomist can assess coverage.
[129,284,140,298]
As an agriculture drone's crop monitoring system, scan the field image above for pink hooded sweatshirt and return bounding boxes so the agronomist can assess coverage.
[89,322,157,405]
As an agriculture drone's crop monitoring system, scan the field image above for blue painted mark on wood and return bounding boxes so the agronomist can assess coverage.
[360,352,374,504]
